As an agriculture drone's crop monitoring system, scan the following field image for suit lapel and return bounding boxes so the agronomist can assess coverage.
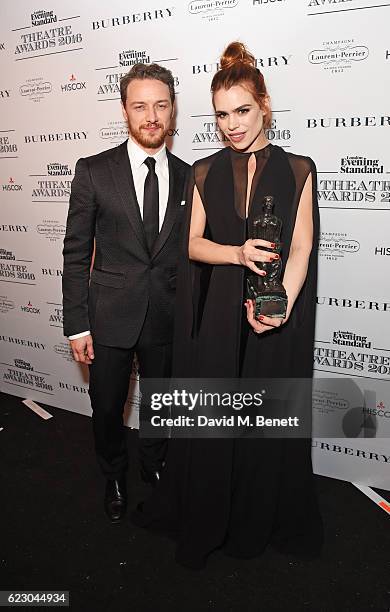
[151,151,184,259]
[108,140,148,253]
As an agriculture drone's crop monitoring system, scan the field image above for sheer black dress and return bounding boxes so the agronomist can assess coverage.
[132,143,323,569]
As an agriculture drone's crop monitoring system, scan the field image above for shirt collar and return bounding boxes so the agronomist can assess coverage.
[127,136,167,170]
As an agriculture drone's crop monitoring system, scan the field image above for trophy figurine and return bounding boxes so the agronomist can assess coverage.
[246,195,288,319]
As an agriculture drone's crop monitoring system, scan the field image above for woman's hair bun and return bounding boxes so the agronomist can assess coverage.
[220,41,256,70]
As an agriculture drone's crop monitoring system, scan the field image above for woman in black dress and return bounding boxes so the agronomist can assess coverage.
[132,41,323,569]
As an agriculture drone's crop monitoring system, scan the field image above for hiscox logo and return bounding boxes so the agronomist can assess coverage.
[2,177,22,192]
[21,300,40,315]
[193,53,292,75]
[119,49,150,67]
[318,231,360,261]
[20,77,52,103]
[364,400,390,420]
[60,73,86,93]
[374,246,390,256]
[188,0,239,22]
[308,39,369,75]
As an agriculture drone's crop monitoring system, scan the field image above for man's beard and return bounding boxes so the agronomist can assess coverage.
[129,122,168,150]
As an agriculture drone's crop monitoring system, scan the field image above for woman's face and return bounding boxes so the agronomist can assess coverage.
[214,84,269,152]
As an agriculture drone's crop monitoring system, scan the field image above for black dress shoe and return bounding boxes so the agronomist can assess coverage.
[140,467,160,487]
[104,477,127,523]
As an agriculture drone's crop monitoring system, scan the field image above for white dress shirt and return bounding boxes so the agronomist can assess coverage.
[68,138,170,340]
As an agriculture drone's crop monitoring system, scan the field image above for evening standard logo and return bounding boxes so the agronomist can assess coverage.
[47,162,72,176]
[20,77,52,102]
[48,304,63,326]
[308,40,369,74]
[31,9,57,26]
[15,13,82,58]
[21,300,40,315]
[340,156,384,174]
[332,330,371,349]
[92,8,174,30]
[60,73,86,93]
[14,358,34,371]
[99,121,129,144]
[25,131,87,144]
[0,248,15,260]
[2,177,22,191]
[0,89,11,100]
[53,342,74,362]
[119,49,150,67]
[188,0,239,22]
[36,220,66,242]
[0,295,15,314]
[318,232,360,261]
[0,134,18,157]
[193,53,291,74]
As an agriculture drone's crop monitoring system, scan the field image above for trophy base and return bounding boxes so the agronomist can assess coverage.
[252,294,288,319]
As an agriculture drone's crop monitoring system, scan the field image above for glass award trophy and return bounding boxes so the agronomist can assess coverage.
[246,195,288,319]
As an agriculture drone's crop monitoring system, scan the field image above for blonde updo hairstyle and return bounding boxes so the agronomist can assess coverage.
[211,41,272,129]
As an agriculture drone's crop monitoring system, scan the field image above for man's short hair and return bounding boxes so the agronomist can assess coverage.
[120,63,175,106]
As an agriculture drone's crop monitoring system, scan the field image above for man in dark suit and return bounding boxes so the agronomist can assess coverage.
[62,63,189,522]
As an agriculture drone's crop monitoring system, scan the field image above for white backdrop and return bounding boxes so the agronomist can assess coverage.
[1,0,389,489]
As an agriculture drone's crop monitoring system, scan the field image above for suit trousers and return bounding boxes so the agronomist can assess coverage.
[88,309,171,479]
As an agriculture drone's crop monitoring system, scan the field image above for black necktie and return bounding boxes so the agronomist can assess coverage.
[143,157,159,252]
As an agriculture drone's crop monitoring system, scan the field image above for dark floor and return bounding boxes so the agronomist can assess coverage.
[0,391,389,612]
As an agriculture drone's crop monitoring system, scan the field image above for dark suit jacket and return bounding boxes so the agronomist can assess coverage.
[62,140,190,348]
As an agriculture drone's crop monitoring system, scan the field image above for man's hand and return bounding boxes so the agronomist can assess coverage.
[69,334,94,364]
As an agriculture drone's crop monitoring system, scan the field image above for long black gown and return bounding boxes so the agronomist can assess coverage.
[132,143,323,568]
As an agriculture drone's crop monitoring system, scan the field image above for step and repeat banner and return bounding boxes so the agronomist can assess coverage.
[1,0,389,488]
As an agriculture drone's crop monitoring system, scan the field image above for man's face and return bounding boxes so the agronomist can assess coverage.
[122,78,174,153]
